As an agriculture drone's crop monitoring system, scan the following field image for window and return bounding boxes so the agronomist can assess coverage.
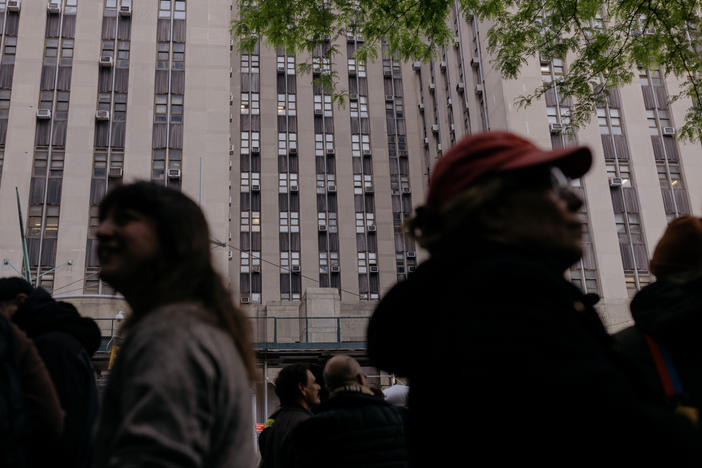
[155,94,168,122]
[2,37,16,65]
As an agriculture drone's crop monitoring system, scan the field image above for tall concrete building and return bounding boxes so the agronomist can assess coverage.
[0,0,700,422]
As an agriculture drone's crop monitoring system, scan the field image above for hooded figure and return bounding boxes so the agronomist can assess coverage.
[367,131,701,467]
[12,287,100,468]
[614,216,702,421]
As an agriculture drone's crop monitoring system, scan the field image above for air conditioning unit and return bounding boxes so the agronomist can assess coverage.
[383,69,392,77]
[348,68,356,77]
[454,38,460,48]
[108,167,123,178]
[365,186,374,193]
[119,4,132,16]
[369,265,379,273]
[440,61,447,72]
[319,225,328,232]
[456,82,465,93]
[475,83,484,95]
[418,103,424,112]
[549,123,564,134]
[450,124,455,132]
[348,92,358,100]
[99,56,113,67]
[437,144,443,152]
[251,265,261,273]
[314,108,323,115]
[290,184,299,192]
[330,265,340,273]
[251,145,260,154]
[240,296,250,304]
[609,177,623,188]
[251,184,260,191]
[367,225,377,232]
[412,61,422,72]
[470,57,480,68]
[36,109,51,119]
[326,148,335,155]
[7,0,20,12]
[431,124,439,133]
[402,187,411,194]
[385,95,394,102]
[228,251,233,260]
[423,137,429,146]
[277,65,285,73]
[289,147,297,155]
[95,110,110,120]
[168,169,181,179]
[428,82,435,92]
[398,150,408,157]
[662,127,676,136]
[327,185,336,192]
[408,266,416,273]
[362,149,372,156]
[48,2,60,14]
[407,251,416,258]
[447,98,453,107]
[291,265,301,273]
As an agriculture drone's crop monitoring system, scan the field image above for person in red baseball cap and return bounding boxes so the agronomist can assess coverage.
[368,131,700,467]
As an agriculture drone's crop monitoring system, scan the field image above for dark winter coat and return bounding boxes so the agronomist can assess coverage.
[285,388,407,468]
[258,405,312,468]
[368,248,702,467]
[614,278,702,414]
[13,290,100,468]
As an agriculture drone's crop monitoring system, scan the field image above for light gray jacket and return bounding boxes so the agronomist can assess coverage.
[93,303,256,468]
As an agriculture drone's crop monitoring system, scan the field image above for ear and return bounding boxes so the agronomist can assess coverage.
[16,293,28,304]
[357,373,366,387]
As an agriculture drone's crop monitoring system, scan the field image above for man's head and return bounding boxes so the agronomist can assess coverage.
[324,355,366,391]
[410,131,591,270]
[274,364,321,410]
[0,277,33,318]
[650,216,702,283]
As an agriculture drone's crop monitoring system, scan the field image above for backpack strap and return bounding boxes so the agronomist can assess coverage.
[643,333,683,399]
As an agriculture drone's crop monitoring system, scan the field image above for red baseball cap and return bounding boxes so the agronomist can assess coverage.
[426,131,592,209]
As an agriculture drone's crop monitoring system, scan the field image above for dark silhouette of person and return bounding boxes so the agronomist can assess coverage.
[367,131,701,467]
[615,216,702,423]
[0,277,64,468]
[259,363,320,468]
[285,355,407,468]
[7,280,101,468]
[91,182,257,468]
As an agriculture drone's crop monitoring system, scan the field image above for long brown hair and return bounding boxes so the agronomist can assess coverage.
[99,181,256,380]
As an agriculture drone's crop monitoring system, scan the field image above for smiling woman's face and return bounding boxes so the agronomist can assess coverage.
[96,208,160,291]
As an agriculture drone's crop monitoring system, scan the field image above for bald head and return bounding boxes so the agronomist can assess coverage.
[324,355,365,390]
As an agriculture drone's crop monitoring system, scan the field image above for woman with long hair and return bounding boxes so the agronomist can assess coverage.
[92,182,256,468]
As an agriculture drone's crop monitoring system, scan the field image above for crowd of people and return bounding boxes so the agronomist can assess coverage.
[1,130,701,467]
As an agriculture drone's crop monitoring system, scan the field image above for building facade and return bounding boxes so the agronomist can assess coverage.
[0,0,700,423]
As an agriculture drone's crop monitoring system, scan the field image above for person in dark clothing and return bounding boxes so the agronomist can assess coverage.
[367,131,702,467]
[614,216,702,423]
[0,278,64,468]
[286,355,407,468]
[8,283,101,468]
[259,363,320,468]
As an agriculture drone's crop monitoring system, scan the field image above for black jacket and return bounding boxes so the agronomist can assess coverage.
[259,405,312,468]
[368,249,701,467]
[285,389,407,468]
[13,289,100,468]
[614,278,702,414]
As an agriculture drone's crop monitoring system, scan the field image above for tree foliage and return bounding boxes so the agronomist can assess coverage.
[233,0,702,141]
